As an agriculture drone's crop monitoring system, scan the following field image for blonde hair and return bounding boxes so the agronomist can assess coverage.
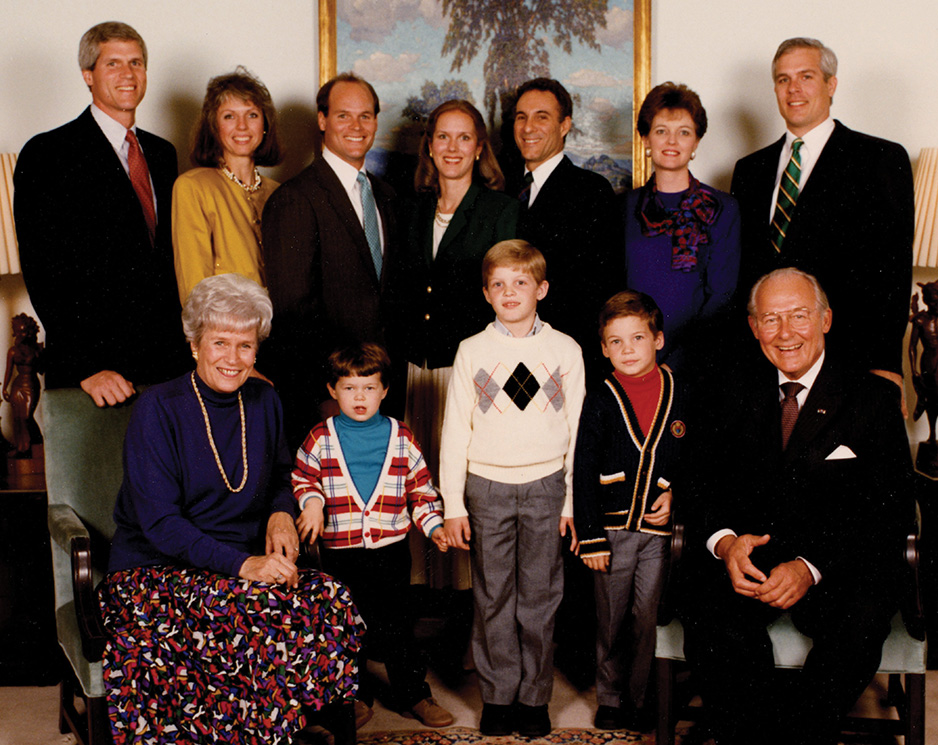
[481,239,547,286]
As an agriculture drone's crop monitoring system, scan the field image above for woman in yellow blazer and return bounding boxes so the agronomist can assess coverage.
[172,68,283,304]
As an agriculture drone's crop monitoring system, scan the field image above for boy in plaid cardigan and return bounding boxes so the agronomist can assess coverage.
[292,343,452,728]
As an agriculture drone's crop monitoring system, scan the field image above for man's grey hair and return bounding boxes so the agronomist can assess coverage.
[772,37,838,81]
[182,273,273,345]
[78,21,147,71]
[747,267,830,317]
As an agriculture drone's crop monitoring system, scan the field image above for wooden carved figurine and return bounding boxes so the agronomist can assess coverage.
[909,281,938,477]
[3,314,43,456]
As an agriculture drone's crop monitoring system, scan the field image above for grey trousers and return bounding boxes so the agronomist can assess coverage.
[465,470,565,706]
[594,530,668,709]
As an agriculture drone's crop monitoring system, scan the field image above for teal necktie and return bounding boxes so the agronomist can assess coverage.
[770,138,804,253]
[357,171,382,277]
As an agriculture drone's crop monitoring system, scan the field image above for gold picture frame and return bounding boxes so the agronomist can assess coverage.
[319,0,651,189]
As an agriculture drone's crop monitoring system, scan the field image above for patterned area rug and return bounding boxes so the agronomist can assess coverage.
[358,728,647,745]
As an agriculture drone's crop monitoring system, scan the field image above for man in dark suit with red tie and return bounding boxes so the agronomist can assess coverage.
[680,268,915,745]
[731,37,913,390]
[262,73,400,448]
[14,21,186,406]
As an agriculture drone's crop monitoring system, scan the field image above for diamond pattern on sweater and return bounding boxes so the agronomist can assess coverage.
[473,363,566,413]
[502,363,539,410]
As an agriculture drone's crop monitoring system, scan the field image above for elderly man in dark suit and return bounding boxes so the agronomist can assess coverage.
[509,78,622,377]
[680,267,914,745]
[14,21,187,407]
[731,37,913,389]
[262,73,399,449]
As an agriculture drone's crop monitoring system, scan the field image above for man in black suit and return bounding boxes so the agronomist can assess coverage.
[509,78,621,376]
[680,268,914,745]
[14,21,186,406]
[262,73,399,449]
[731,37,913,387]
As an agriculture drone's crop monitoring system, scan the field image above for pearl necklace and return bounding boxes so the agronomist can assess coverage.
[190,372,248,493]
[434,207,454,229]
[221,164,262,194]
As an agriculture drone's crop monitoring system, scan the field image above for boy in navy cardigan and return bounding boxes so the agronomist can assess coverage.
[573,291,688,731]
[292,343,452,728]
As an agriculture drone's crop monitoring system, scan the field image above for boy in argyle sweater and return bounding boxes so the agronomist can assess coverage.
[573,291,688,732]
[292,343,453,728]
[440,240,586,737]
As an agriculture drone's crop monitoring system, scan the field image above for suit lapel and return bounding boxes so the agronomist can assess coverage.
[77,108,153,235]
[315,158,380,285]
[783,361,840,465]
[528,155,570,217]
[436,182,479,260]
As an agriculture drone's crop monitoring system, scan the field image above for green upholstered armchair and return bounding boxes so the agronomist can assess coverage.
[44,388,357,745]
[654,519,927,745]
[45,388,136,745]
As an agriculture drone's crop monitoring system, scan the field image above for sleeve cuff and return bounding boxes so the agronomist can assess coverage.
[796,556,822,584]
[707,529,737,559]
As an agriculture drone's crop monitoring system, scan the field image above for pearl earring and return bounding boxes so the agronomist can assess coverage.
[691,151,696,160]
[644,147,651,157]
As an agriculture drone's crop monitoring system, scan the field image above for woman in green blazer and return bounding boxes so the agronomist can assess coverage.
[393,100,518,588]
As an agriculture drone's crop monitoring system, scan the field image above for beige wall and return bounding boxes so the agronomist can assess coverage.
[1,0,937,444]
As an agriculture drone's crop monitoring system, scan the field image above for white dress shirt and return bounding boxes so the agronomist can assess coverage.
[707,351,827,584]
[321,146,385,252]
[524,150,565,208]
[91,103,158,214]
[768,116,836,222]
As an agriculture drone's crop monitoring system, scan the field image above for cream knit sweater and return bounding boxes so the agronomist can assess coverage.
[439,322,586,518]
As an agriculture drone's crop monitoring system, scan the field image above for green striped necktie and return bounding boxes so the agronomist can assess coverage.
[770,138,804,253]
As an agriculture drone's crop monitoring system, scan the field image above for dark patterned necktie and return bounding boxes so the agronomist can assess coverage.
[770,138,803,253]
[125,130,156,244]
[780,381,805,449]
[518,171,534,208]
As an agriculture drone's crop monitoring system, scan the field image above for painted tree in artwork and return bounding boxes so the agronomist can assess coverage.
[440,0,608,125]
[401,79,476,123]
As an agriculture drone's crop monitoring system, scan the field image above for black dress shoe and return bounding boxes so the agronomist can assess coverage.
[593,704,625,730]
[479,703,515,736]
[516,703,551,737]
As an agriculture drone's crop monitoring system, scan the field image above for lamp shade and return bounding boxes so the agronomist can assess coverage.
[0,153,19,275]
[913,147,938,268]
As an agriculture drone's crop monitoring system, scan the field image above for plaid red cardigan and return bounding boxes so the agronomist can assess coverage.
[292,417,444,549]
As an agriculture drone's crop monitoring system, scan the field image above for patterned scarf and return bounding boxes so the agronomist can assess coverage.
[637,173,721,272]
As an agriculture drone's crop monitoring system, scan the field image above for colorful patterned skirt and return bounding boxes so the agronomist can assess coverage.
[100,566,364,744]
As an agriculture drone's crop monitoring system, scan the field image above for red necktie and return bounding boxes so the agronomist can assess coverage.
[780,381,805,449]
[125,130,156,244]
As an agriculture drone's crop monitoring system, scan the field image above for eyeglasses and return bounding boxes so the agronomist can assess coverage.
[756,307,815,331]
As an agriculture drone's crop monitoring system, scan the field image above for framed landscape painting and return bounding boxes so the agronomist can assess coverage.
[319,0,650,191]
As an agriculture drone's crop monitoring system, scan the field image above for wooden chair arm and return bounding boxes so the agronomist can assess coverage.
[48,504,109,661]
[670,522,685,565]
[657,521,685,626]
[71,534,109,661]
[901,529,925,641]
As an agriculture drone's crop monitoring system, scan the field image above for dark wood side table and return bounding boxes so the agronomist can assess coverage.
[0,470,62,685]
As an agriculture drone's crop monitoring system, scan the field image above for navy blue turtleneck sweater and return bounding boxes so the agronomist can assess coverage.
[109,372,295,577]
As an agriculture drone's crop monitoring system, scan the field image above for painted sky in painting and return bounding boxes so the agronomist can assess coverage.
[337,0,634,178]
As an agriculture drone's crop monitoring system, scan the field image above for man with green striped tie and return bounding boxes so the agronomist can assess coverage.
[731,37,913,397]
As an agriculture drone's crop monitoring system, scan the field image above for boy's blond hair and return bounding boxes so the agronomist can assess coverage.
[481,239,547,286]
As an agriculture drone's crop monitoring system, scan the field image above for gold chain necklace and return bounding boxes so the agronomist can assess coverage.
[190,372,248,493]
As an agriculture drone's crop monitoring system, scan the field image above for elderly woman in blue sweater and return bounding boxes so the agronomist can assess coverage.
[100,273,363,745]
